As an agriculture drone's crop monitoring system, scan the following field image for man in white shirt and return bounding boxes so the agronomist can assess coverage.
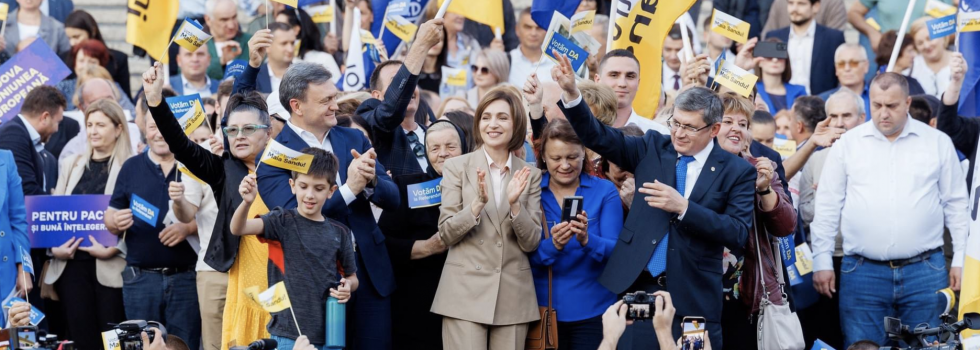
[172,46,216,97]
[508,9,555,87]
[592,49,669,134]
[810,73,967,347]
[785,0,816,93]
[661,24,687,95]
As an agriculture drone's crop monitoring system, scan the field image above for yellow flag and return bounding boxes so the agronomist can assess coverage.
[260,139,314,174]
[177,161,206,184]
[610,0,696,118]
[438,0,504,34]
[270,0,298,8]
[772,138,796,158]
[177,99,207,135]
[307,5,334,23]
[961,11,980,33]
[173,19,212,52]
[126,0,179,64]
[441,66,467,87]
[714,58,759,98]
[710,9,750,44]
[960,214,980,337]
[0,3,9,22]
[385,15,419,43]
[244,282,292,313]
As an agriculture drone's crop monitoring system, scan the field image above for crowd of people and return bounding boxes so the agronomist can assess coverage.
[0,0,972,349]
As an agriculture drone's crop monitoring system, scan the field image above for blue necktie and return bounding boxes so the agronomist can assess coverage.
[646,155,695,276]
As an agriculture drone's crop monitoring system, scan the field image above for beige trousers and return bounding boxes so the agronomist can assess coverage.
[442,317,529,350]
[197,270,229,350]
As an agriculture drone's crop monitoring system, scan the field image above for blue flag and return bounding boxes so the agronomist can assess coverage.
[960,0,980,117]
[530,0,578,30]
[371,0,430,56]
[810,339,836,350]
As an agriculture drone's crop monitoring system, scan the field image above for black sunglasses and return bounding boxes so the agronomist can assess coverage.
[470,65,490,75]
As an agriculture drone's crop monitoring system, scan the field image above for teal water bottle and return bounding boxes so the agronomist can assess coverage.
[325,296,345,349]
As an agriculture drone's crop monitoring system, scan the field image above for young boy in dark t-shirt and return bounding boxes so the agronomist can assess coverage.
[230,147,359,350]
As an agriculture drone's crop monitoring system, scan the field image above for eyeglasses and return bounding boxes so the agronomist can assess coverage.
[835,60,865,69]
[223,124,270,137]
[667,116,711,135]
[471,65,490,75]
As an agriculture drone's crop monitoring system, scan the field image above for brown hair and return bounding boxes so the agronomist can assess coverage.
[473,87,528,152]
[579,80,617,126]
[754,38,792,84]
[875,30,916,67]
[720,92,755,123]
[22,86,66,118]
[535,118,593,174]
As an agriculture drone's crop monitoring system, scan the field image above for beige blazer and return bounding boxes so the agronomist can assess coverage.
[45,154,127,288]
[431,149,543,325]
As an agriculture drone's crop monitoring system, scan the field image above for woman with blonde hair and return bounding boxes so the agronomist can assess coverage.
[466,49,511,108]
[49,99,133,350]
[907,17,954,98]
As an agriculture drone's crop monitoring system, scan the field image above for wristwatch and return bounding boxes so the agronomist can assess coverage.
[756,186,771,195]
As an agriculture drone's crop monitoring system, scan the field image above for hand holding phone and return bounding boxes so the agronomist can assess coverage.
[753,41,788,59]
[561,196,584,223]
[682,316,707,350]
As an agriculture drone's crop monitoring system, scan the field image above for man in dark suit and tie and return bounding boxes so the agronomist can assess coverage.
[0,86,67,196]
[550,54,755,349]
[767,0,846,96]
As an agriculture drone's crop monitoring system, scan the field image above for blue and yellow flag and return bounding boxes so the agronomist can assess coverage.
[173,19,212,52]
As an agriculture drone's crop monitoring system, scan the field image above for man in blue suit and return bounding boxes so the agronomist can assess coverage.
[170,46,219,97]
[767,0,846,96]
[551,54,755,350]
[256,61,400,349]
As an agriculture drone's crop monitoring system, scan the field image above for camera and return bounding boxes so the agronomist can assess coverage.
[0,326,73,350]
[113,320,167,350]
[881,312,980,350]
[623,291,656,320]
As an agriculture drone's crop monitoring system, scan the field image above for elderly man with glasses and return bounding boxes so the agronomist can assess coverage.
[818,43,872,119]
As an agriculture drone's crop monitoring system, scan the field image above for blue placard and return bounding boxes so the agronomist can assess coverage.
[224,59,248,80]
[25,195,118,248]
[165,94,204,116]
[810,339,836,350]
[0,40,71,123]
[546,33,589,72]
[2,297,45,325]
[927,14,957,40]
[385,0,411,17]
[19,247,32,275]
[406,177,442,209]
[130,194,160,226]
[778,236,804,286]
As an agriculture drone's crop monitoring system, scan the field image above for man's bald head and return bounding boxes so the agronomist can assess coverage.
[78,78,117,111]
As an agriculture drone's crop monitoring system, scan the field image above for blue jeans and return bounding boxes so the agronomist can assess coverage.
[839,251,947,348]
[272,335,324,350]
[122,266,201,349]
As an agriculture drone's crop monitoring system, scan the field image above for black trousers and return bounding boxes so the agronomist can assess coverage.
[720,297,758,350]
[54,258,126,350]
[797,256,844,350]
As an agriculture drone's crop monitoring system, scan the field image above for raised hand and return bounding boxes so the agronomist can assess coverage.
[209,135,224,155]
[810,117,846,148]
[52,237,82,260]
[416,18,446,51]
[239,173,258,203]
[734,37,759,71]
[221,41,243,65]
[348,149,378,194]
[169,181,185,203]
[754,157,775,192]
[523,73,544,119]
[471,168,489,218]
[639,180,688,215]
[683,54,711,88]
[248,29,273,68]
[550,50,578,100]
[141,62,165,107]
[506,167,531,207]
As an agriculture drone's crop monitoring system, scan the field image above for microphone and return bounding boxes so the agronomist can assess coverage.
[247,339,277,350]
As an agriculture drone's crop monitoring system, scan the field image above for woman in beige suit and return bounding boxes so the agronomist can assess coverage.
[432,87,543,350]
[48,99,131,350]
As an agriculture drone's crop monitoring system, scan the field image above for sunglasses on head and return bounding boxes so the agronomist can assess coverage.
[470,65,490,75]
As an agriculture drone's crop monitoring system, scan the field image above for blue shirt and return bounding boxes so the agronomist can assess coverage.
[109,152,198,268]
[530,173,623,321]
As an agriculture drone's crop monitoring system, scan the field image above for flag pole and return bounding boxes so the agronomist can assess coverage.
[20,268,28,304]
[887,0,917,72]
[678,18,694,64]
[435,0,452,19]
[290,308,302,335]
[329,0,337,35]
[605,1,617,54]
[266,0,270,29]
[378,7,389,41]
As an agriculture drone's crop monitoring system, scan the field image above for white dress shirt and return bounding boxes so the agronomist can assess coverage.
[905,55,951,99]
[483,148,513,209]
[404,126,428,171]
[662,62,682,93]
[810,119,969,271]
[268,67,283,93]
[180,74,214,98]
[285,121,357,205]
[627,109,670,135]
[788,20,816,94]
[508,48,556,87]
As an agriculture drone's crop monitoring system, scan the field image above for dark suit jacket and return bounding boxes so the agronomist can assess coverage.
[45,117,79,159]
[560,100,756,324]
[355,65,426,177]
[767,24,846,96]
[0,117,47,195]
[232,63,274,95]
[937,96,979,189]
[256,123,401,296]
[168,74,221,96]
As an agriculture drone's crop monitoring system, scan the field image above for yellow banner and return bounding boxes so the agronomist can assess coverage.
[177,100,207,135]
[177,162,205,184]
[610,0,696,118]
[0,3,9,22]
[714,59,759,98]
[173,20,212,52]
[260,139,314,174]
[441,66,467,87]
[307,4,334,23]
[359,29,376,45]
[772,138,797,158]
[438,0,504,34]
[126,0,179,63]
[385,15,418,43]
[961,11,980,32]
[711,9,750,44]
[270,0,298,8]
[926,0,957,18]
[571,10,595,33]
[244,282,292,313]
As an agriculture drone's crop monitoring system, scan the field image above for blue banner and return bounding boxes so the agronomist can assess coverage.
[19,247,32,275]
[25,195,117,249]
[2,297,45,325]
[530,0,578,31]
[927,14,957,39]
[223,59,248,81]
[407,177,442,209]
[546,34,589,72]
[131,194,160,226]
[371,0,429,58]
[0,40,71,123]
[960,0,980,117]
[165,94,204,116]
[811,339,837,350]
[777,236,803,286]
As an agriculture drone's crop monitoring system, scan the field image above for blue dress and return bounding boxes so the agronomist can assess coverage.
[756,82,808,114]
[0,150,29,323]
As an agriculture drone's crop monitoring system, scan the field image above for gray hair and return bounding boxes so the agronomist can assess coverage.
[593,15,609,37]
[674,87,723,125]
[477,49,510,84]
[205,0,236,17]
[825,89,866,117]
[77,78,119,110]
[834,43,868,63]
[278,62,334,114]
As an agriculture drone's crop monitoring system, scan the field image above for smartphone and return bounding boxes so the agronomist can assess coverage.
[682,317,707,350]
[560,196,584,223]
[753,41,788,59]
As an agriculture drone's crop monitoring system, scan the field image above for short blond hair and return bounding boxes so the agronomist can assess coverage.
[578,80,617,126]
[911,16,953,47]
